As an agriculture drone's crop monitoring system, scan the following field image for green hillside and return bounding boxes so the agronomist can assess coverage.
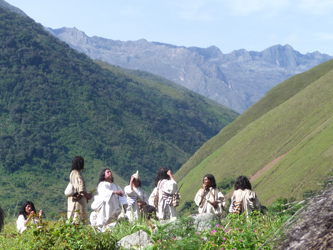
[176,58,333,210]
[0,7,238,217]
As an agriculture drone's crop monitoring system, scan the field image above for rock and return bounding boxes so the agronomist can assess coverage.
[276,185,333,249]
[190,213,221,232]
[117,230,153,250]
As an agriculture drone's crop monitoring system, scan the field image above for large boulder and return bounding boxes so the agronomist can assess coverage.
[117,230,153,250]
[276,184,333,249]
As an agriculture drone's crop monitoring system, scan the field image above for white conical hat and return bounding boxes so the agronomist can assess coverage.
[132,170,140,180]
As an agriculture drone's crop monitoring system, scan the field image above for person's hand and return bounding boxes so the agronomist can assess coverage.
[211,201,218,209]
[138,201,146,208]
[167,170,173,177]
[130,176,135,187]
[29,211,36,218]
[39,210,44,217]
[203,184,209,191]
[115,191,124,197]
[86,193,93,201]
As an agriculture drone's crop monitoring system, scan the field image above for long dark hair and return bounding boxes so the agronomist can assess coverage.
[71,156,84,172]
[234,175,252,190]
[154,167,170,187]
[98,168,114,185]
[18,201,36,220]
[203,174,217,189]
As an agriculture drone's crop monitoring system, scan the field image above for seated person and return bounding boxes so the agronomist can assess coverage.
[90,168,127,229]
[194,174,225,217]
[16,201,43,233]
[124,171,149,221]
[229,175,261,218]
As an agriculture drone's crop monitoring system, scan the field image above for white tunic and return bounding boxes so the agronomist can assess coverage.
[16,215,40,233]
[229,189,260,218]
[148,179,178,220]
[90,181,126,227]
[124,185,149,221]
[194,187,225,216]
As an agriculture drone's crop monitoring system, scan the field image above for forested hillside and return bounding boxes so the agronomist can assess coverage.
[0,7,238,217]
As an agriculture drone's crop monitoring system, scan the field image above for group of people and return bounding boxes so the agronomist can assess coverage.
[65,156,179,231]
[16,155,260,233]
[194,174,261,218]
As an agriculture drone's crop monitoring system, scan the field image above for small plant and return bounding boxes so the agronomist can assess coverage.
[1,213,117,250]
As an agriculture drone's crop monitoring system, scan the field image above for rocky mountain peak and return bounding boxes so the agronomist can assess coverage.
[48,27,332,113]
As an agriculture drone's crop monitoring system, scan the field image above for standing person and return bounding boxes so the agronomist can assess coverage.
[67,156,92,224]
[194,174,225,216]
[90,168,127,229]
[124,170,149,221]
[148,167,178,220]
[229,175,261,218]
[16,201,43,233]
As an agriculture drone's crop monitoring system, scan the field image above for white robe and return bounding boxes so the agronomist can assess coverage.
[16,215,40,233]
[229,189,260,218]
[90,181,127,227]
[194,187,225,216]
[124,185,149,221]
[148,179,178,220]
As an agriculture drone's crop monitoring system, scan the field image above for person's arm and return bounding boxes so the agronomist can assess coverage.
[114,185,124,197]
[194,189,205,207]
[76,172,92,200]
[124,185,135,197]
[210,189,225,210]
[167,170,176,182]
[148,187,157,206]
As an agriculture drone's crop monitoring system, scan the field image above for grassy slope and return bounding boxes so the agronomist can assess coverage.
[175,59,333,181]
[177,59,333,209]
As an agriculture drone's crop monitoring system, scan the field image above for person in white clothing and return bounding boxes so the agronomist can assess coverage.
[194,174,225,217]
[124,170,149,221]
[90,168,127,229]
[16,201,43,234]
[148,167,178,220]
[229,175,260,218]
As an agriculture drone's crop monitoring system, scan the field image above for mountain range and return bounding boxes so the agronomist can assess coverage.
[48,27,332,113]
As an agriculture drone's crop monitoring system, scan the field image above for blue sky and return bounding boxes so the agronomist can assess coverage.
[7,0,333,55]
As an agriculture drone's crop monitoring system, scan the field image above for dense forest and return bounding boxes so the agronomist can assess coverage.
[0,7,238,216]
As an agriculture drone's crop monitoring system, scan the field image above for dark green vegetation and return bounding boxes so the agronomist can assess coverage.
[0,7,238,217]
[176,56,333,210]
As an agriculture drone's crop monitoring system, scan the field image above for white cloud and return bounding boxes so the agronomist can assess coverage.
[171,0,216,21]
[298,0,333,14]
[314,32,333,41]
[221,0,289,16]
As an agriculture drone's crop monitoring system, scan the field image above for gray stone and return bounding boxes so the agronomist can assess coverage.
[276,184,333,249]
[117,230,153,250]
[190,213,221,232]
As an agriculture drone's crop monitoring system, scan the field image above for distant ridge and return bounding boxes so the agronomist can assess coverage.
[48,27,332,113]
[0,0,27,16]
